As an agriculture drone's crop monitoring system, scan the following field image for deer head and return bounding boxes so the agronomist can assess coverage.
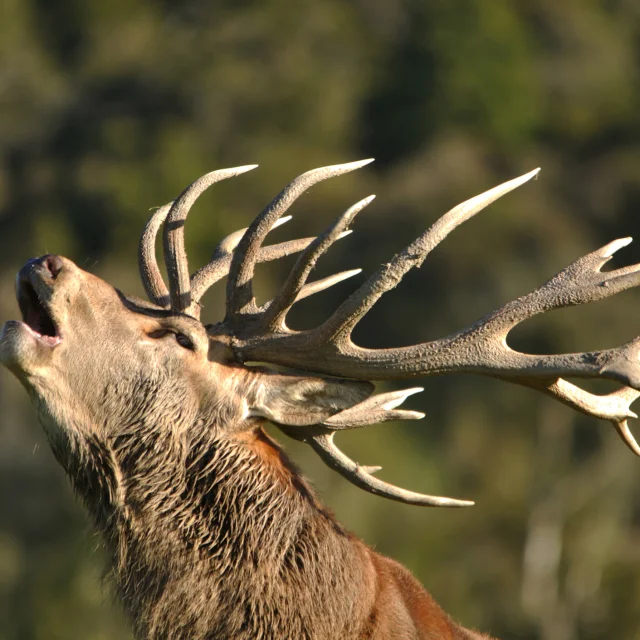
[2,159,640,515]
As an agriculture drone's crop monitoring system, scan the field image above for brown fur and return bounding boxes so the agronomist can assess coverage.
[0,255,496,639]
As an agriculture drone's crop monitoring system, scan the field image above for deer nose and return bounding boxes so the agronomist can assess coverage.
[17,255,66,286]
[41,255,64,279]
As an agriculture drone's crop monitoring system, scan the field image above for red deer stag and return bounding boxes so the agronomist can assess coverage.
[2,160,639,640]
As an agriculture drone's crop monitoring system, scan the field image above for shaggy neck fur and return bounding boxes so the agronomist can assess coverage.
[59,417,376,640]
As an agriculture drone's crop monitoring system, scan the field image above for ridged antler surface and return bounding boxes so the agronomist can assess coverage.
[139,161,640,506]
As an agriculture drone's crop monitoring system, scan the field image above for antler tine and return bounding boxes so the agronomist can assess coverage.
[225,159,374,323]
[192,238,360,310]
[309,434,474,507]
[316,168,541,345]
[214,216,293,261]
[163,165,258,314]
[281,386,472,507]
[531,379,640,456]
[322,387,426,428]
[191,237,320,307]
[262,196,375,332]
[615,418,640,456]
[189,216,297,309]
[139,202,173,307]
[294,268,363,303]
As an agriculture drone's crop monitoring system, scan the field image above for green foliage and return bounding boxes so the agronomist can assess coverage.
[1,1,640,638]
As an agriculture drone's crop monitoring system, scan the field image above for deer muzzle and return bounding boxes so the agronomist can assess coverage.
[0,255,69,373]
[15,255,63,347]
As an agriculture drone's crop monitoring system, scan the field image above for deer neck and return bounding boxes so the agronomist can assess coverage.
[65,422,374,639]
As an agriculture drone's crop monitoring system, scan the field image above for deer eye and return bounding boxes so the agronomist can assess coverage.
[174,333,194,350]
[147,329,194,350]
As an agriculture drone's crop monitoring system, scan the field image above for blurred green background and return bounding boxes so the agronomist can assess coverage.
[1,1,640,638]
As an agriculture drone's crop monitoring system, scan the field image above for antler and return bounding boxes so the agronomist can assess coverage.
[138,162,368,319]
[217,164,640,497]
[138,161,640,506]
[225,159,374,321]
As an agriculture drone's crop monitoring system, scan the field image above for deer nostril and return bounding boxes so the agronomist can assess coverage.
[42,255,64,279]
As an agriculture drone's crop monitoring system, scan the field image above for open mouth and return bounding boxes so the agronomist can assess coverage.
[17,279,61,347]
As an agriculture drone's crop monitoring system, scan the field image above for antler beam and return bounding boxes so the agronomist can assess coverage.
[139,160,640,506]
[227,168,640,457]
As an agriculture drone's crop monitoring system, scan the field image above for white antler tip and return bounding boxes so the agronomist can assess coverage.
[271,215,293,230]
[332,158,375,171]
[203,165,259,182]
[602,237,633,258]
[342,195,376,225]
[361,465,382,474]
[615,420,640,457]
[500,168,541,191]
[517,167,541,185]
[338,230,354,239]
[382,387,424,410]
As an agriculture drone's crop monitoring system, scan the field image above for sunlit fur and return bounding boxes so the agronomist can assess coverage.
[1,256,491,639]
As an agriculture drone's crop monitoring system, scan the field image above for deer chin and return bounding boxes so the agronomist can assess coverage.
[0,320,54,376]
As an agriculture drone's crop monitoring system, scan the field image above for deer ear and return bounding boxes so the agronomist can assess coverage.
[249,371,374,426]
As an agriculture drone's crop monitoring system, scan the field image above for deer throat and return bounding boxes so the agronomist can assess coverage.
[79,428,372,639]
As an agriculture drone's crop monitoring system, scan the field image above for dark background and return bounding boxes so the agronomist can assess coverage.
[1,1,640,638]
